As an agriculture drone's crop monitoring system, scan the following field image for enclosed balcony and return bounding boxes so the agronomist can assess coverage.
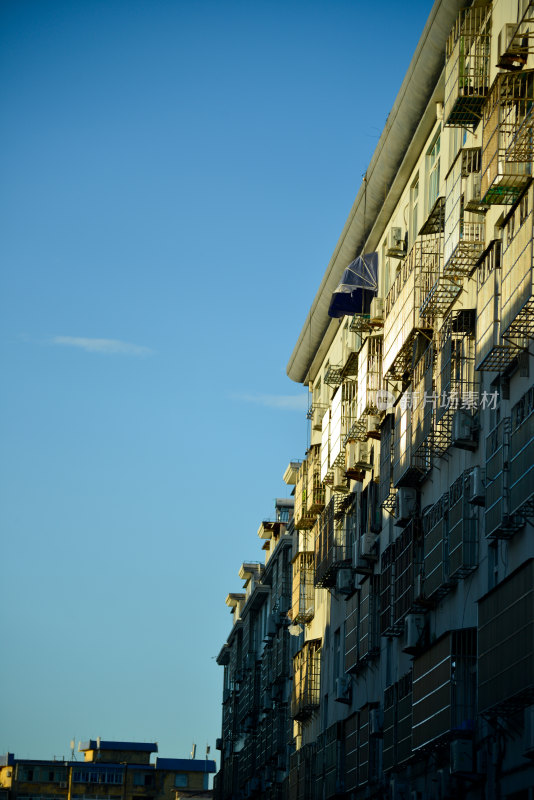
[345,575,379,673]
[394,520,424,628]
[380,543,398,636]
[291,552,315,624]
[501,186,534,340]
[510,387,534,519]
[412,628,476,750]
[383,237,437,381]
[423,494,454,604]
[294,459,316,530]
[434,309,477,456]
[378,413,396,513]
[314,498,349,588]
[392,347,433,488]
[305,444,325,515]
[444,3,491,128]
[383,671,413,773]
[485,417,523,539]
[356,333,383,417]
[448,471,478,580]
[475,240,522,371]
[481,71,534,205]
[478,559,534,716]
[291,639,321,721]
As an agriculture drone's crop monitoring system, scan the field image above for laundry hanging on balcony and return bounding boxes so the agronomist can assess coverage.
[327,252,378,318]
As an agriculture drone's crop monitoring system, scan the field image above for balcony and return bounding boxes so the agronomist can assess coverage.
[356,333,383,427]
[379,543,398,636]
[383,671,413,773]
[478,559,534,716]
[412,628,476,750]
[291,552,315,624]
[345,575,379,673]
[510,387,534,519]
[448,471,478,580]
[314,498,349,588]
[497,1,534,71]
[444,3,491,128]
[294,459,316,530]
[423,494,454,604]
[392,347,433,488]
[501,186,534,340]
[481,71,534,205]
[291,639,321,721]
[383,237,437,381]
[305,444,325,515]
[485,418,523,539]
[378,413,395,513]
[393,521,424,628]
[475,240,522,371]
[434,309,477,456]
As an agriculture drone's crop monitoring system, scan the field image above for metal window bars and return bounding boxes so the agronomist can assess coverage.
[290,639,321,721]
[434,309,477,456]
[510,386,534,519]
[383,235,437,381]
[444,3,492,128]
[291,552,315,624]
[481,70,534,205]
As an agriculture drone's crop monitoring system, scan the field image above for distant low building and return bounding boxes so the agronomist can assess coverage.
[0,740,216,800]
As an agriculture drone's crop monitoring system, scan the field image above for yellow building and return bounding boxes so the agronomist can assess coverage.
[0,741,216,800]
[216,0,534,798]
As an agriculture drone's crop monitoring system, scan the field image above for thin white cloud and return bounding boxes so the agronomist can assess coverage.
[50,336,154,356]
[232,393,308,411]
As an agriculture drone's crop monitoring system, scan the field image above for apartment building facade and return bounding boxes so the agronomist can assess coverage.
[215,0,534,798]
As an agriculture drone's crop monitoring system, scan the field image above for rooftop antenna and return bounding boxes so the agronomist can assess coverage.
[205,744,210,759]
[70,738,76,761]
[190,743,196,760]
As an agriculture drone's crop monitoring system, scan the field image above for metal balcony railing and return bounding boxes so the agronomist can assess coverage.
[444,3,491,128]
[290,639,321,721]
[481,70,534,205]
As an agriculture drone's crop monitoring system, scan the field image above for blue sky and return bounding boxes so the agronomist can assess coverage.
[0,0,432,764]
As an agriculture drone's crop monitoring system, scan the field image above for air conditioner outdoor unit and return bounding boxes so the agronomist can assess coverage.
[347,440,371,470]
[387,227,406,258]
[370,296,384,322]
[366,415,381,439]
[336,567,354,596]
[353,539,373,575]
[370,708,384,736]
[465,170,482,206]
[403,613,425,653]
[468,466,485,506]
[361,531,377,559]
[215,738,223,751]
[452,409,477,450]
[335,676,352,704]
[450,738,473,775]
[498,23,527,68]
[312,407,323,431]
[333,464,349,492]
[395,487,418,526]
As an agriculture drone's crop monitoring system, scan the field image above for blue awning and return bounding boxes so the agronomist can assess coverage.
[328,252,378,318]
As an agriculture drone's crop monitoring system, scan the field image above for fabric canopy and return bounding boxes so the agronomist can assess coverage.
[328,252,379,318]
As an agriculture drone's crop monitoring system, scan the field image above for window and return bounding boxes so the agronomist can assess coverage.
[409,175,419,248]
[174,774,188,788]
[427,134,441,213]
